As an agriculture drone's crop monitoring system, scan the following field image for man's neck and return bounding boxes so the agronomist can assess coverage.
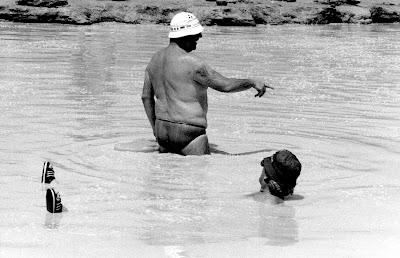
[170,39,192,53]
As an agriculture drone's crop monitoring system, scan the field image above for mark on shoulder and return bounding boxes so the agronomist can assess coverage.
[194,63,209,78]
[181,52,203,66]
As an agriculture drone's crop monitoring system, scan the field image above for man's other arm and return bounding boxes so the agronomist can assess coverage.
[141,69,156,135]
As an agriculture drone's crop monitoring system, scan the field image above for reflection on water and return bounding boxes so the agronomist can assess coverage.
[44,213,63,229]
[259,204,297,246]
[248,192,299,246]
[1,22,400,254]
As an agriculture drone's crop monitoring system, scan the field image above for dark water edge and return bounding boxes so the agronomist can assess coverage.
[0,0,400,26]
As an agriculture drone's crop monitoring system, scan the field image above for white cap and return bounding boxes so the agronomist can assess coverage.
[168,12,204,38]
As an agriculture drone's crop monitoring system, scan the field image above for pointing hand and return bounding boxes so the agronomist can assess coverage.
[254,81,274,97]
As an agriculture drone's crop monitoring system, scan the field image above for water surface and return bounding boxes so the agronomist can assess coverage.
[1,22,400,257]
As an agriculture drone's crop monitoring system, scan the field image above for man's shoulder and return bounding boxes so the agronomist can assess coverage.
[146,47,166,72]
[147,45,206,72]
[168,44,204,66]
[150,47,166,62]
[181,52,204,67]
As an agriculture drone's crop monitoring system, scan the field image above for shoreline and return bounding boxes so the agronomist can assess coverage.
[0,0,399,26]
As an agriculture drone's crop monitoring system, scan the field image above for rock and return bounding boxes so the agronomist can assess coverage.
[315,0,360,6]
[347,0,361,4]
[215,0,239,5]
[201,8,256,26]
[16,0,68,8]
[0,0,399,26]
[0,5,83,23]
[370,6,400,23]
[135,5,183,24]
[336,5,370,23]
[308,6,343,24]
[216,1,228,6]
[250,5,289,24]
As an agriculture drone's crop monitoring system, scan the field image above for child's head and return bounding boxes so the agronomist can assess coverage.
[259,150,302,199]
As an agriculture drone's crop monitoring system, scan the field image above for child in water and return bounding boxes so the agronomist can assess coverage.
[259,150,302,199]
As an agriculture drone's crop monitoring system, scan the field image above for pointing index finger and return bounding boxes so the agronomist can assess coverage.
[265,84,274,90]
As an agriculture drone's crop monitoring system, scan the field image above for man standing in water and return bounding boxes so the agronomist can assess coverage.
[142,12,272,155]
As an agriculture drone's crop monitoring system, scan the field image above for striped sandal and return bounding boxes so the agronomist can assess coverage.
[46,188,63,213]
[41,161,55,184]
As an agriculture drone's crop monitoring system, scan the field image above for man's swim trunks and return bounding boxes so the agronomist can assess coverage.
[155,119,206,153]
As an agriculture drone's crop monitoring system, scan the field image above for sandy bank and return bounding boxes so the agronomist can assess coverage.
[0,0,399,25]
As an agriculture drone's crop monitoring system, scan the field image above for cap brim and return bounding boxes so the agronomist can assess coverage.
[168,25,204,38]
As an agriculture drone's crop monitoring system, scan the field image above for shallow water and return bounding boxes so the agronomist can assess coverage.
[1,22,400,257]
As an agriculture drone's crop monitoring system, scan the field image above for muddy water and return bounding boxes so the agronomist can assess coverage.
[1,22,399,257]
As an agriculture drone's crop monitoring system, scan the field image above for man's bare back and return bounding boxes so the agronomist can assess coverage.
[145,42,208,128]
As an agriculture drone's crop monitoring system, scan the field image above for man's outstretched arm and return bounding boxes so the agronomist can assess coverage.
[141,69,156,135]
[193,64,273,97]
